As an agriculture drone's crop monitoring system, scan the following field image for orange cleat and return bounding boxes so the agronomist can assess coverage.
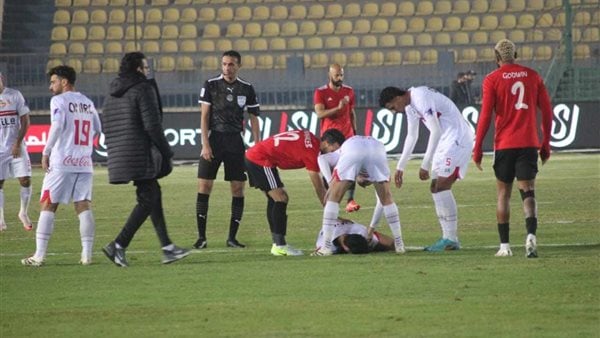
[345,200,361,213]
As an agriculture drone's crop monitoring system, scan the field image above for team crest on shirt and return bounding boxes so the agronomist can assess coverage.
[0,99,7,108]
[237,96,246,107]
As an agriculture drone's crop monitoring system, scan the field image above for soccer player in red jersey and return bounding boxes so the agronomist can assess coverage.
[245,129,345,256]
[314,64,360,213]
[473,39,553,258]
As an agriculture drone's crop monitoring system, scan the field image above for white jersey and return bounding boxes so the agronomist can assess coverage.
[315,220,369,254]
[396,86,474,172]
[335,136,390,182]
[0,87,30,157]
[43,91,101,173]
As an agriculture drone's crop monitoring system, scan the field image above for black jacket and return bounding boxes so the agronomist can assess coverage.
[102,72,173,184]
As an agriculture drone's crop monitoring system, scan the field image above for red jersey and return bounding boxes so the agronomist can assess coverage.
[474,63,552,155]
[313,84,355,138]
[245,130,320,171]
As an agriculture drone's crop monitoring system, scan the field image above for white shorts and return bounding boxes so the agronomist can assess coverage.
[0,152,32,180]
[431,137,474,180]
[333,136,390,183]
[40,170,93,205]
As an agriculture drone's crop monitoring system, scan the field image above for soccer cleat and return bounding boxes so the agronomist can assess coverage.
[80,258,92,266]
[0,222,6,232]
[21,256,43,267]
[345,199,361,213]
[102,241,128,267]
[162,245,191,264]
[495,247,513,257]
[19,213,33,231]
[226,239,246,248]
[394,237,406,254]
[526,234,538,258]
[310,247,333,256]
[193,238,207,249]
[271,244,303,256]
[424,238,460,252]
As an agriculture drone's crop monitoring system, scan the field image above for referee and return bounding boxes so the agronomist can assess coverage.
[194,50,260,249]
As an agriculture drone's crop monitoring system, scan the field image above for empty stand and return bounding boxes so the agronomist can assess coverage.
[343,3,361,18]
[415,1,434,16]
[472,31,488,44]
[481,15,499,30]
[317,20,335,35]
[68,42,86,54]
[251,38,268,51]
[83,58,101,74]
[72,9,89,24]
[366,51,384,67]
[216,7,234,21]
[361,35,377,48]
[280,22,298,36]
[70,26,87,41]
[287,37,305,50]
[379,2,397,17]
[389,18,407,33]
[289,5,307,20]
[263,22,280,37]
[325,36,341,49]
[452,32,470,45]
[434,1,452,15]
[87,41,103,54]
[397,2,415,16]
[422,49,438,64]
[443,17,462,32]
[471,1,489,13]
[299,21,317,36]
[51,26,68,41]
[479,48,496,62]
[457,48,477,63]
[53,10,70,25]
[534,45,552,60]
[403,50,421,65]
[244,22,262,38]
[198,8,216,21]
[235,6,252,21]
[143,41,160,53]
[108,9,126,24]
[362,3,379,17]
[269,37,286,51]
[371,18,389,34]
[348,51,365,67]
[425,17,443,32]
[197,39,214,52]
[253,6,270,21]
[416,33,433,46]
[157,56,175,72]
[342,36,359,48]
[271,5,288,20]
[353,19,371,34]
[462,16,480,31]
[50,42,67,55]
[218,39,234,51]
[490,0,508,12]
[453,0,471,14]
[143,25,160,40]
[335,20,353,35]
[164,8,180,23]
[162,40,178,53]
[379,34,396,48]
[176,56,195,71]
[106,41,123,54]
[407,17,426,33]
[398,34,415,46]
[498,14,517,30]
[384,51,402,65]
[162,25,179,39]
[434,32,451,45]
[180,8,197,22]
[306,36,323,49]
[516,14,535,29]
[90,9,107,24]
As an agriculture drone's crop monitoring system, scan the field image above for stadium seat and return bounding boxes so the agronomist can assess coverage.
[299,21,317,36]
[572,27,583,41]
[274,55,287,70]
[526,0,544,10]
[379,2,397,16]
[71,10,89,24]
[536,13,553,28]
[398,34,415,46]
[176,56,195,71]
[271,5,288,20]
[162,25,179,39]
[343,3,361,18]
[360,35,377,48]
[519,45,533,60]
[509,30,525,43]
[348,52,365,67]
[545,0,562,8]
[335,20,353,35]
[574,44,590,59]
[453,0,470,14]
[55,0,71,7]
[151,0,169,5]
[83,58,101,73]
[163,8,180,23]
[90,9,107,24]
[379,34,396,47]
[88,25,106,40]
[280,22,298,36]
[143,41,160,54]
[462,16,480,31]
[289,5,307,19]
[593,10,600,25]
[490,0,507,12]
[530,29,544,42]
[104,25,123,40]
[306,36,323,49]
[68,42,85,54]
[317,20,335,35]
[366,51,384,66]
[434,1,451,15]
[472,31,488,44]
[269,37,286,51]
[125,25,142,40]
[126,9,144,23]
[287,37,305,50]
[180,8,197,22]
[371,18,389,34]
[397,2,415,16]
[478,48,496,62]
[109,0,126,5]
[244,23,262,37]
[407,17,425,33]
[325,36,341,49]
[383,51,402,65]
[309,53,328,69]
[422,49,438,64]
[263,22,280,37]
[46,59,63,72]
[102,58,119,73]
[256,55,274,69]
[51,26,68,41]
[218,39,234,51]
[331,52,347,66]
[143,25,160,40]
[582,27,599,42]
[457,48,476,63]
[108,9,125,24]
[124,41,140,53]
[574,11,591,26]
[234,6,252,21]
[403,50,421,65]
[253,6,270,20]
[242,55,256,69]
[179,24,197,39]
[452,32,469,45]
[325,3,343,18]
[362,3,379,17]
[226,23,244,38]
[72,0,89,5]
[342,35,359,48]
[70,26,87,40]
[416,33,433,46]
[146,8,162,23]
[471,1,489,13]
[307,4,325,19]
[507,0,526,12]
[481,15,499,30]
[53,10,70,24]
[425,17,443,32]
[534,45,552,60]
[498,14,517,30]
[434,32,451,45]
[516,14,535,29]
[553,12,566,27]
[198,8,216,21]
[66,58,82,73]
[389,18,407,33]
[353,19,371,34]
[443,16,461,32]
[416,1,434,15]
[87,41,103,54]
[105,41,123,54]
[490,30,507,42]
[157,56,175,72]
[162,40,178,53]
[50,42,67,55]
[217,7,234,21]
[545,28,562,41]
[196,39,213,52]
[251,38,268,51]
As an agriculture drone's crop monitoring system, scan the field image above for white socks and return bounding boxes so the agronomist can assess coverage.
[34,211,55,260]
[20,186,31,217]
[369,195,383,228]
[382,203,405,252]
[432,190,458,242]
[321,201,339,250]
[78,210,95,262]
[0,189,4,225]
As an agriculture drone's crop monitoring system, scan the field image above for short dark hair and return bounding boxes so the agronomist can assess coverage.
[119,52,146,75]
[321,128,345,146]
[345,234,369,254]
[48,65,76,85]
[457,72,465,79]
[223,50,242,64]
[378,86,406,108]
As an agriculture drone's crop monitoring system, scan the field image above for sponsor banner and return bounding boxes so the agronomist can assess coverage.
[25,102,598,163]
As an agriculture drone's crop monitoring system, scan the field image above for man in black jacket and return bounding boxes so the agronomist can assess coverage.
[101,52,189,267]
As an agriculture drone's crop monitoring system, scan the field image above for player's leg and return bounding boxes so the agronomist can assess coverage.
[515,148,540,258]
[195,154,218,248]
[426,177,460,251]
[344,182,360,213]
[13,153,33,230]
[75,199,94,265]
[223,137,248,248]
[373,182,405,253]
[317,179,353,254]
[492,149,518,257]
[0,179,5,231]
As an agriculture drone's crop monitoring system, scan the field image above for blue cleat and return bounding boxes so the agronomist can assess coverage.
[424,238,460,252]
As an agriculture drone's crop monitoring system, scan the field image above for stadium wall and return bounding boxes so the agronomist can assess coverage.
[24,101,598,163]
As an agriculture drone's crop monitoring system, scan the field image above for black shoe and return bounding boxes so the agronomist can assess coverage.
[102,241,128,267]
[162,245,191,264]
[226,239,246,248]
[193,238,207,249]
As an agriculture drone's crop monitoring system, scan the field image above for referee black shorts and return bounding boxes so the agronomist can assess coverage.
[197,131,247,181]
[493,147,539,183]
[245,157,284,192]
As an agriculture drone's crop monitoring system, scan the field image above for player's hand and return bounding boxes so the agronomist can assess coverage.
[200,144,213,161]
[472,151,483,171]
[11,143,21,158]
[338,96,349,110]
[419,168,430,181]
[366,227,375,242]
[41,155,50,172]
[394,170,404,188]
[540,146,550,165]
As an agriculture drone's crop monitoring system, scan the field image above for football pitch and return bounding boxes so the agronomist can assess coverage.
[1,152,598,337]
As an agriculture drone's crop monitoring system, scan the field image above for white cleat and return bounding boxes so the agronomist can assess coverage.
[80,257,92,266]
[271,244,303,256]
[21,256,44,267]
[0,222,6,232]
[495,248,513,257]
[526,234,538,258]
[394,237,406,254]
[19,213,33,231]
[310,247,333,256]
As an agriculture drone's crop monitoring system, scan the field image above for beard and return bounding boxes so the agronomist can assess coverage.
[331,79,343,87]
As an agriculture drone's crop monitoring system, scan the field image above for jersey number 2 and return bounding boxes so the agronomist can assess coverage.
[74,119,91,146]
[511,81,529,110]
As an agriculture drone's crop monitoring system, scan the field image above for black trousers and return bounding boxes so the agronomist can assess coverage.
[115,179,172,248]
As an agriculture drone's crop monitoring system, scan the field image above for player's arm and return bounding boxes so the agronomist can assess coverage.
[247,86,261,143]
[12,114,30,158]
[308,170,327,206]
[537,79,553,164]
[395,114,419,188]
[473,77,495,170]
[199,102,212,161]
[42,99,64,171]
[420,112,442,180]
[314,102,341,119]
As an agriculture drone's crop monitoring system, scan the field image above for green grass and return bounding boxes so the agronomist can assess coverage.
[1,153,599,337]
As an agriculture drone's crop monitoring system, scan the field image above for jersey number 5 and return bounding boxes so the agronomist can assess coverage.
[511,81,529,110]
[74,119,91,146]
